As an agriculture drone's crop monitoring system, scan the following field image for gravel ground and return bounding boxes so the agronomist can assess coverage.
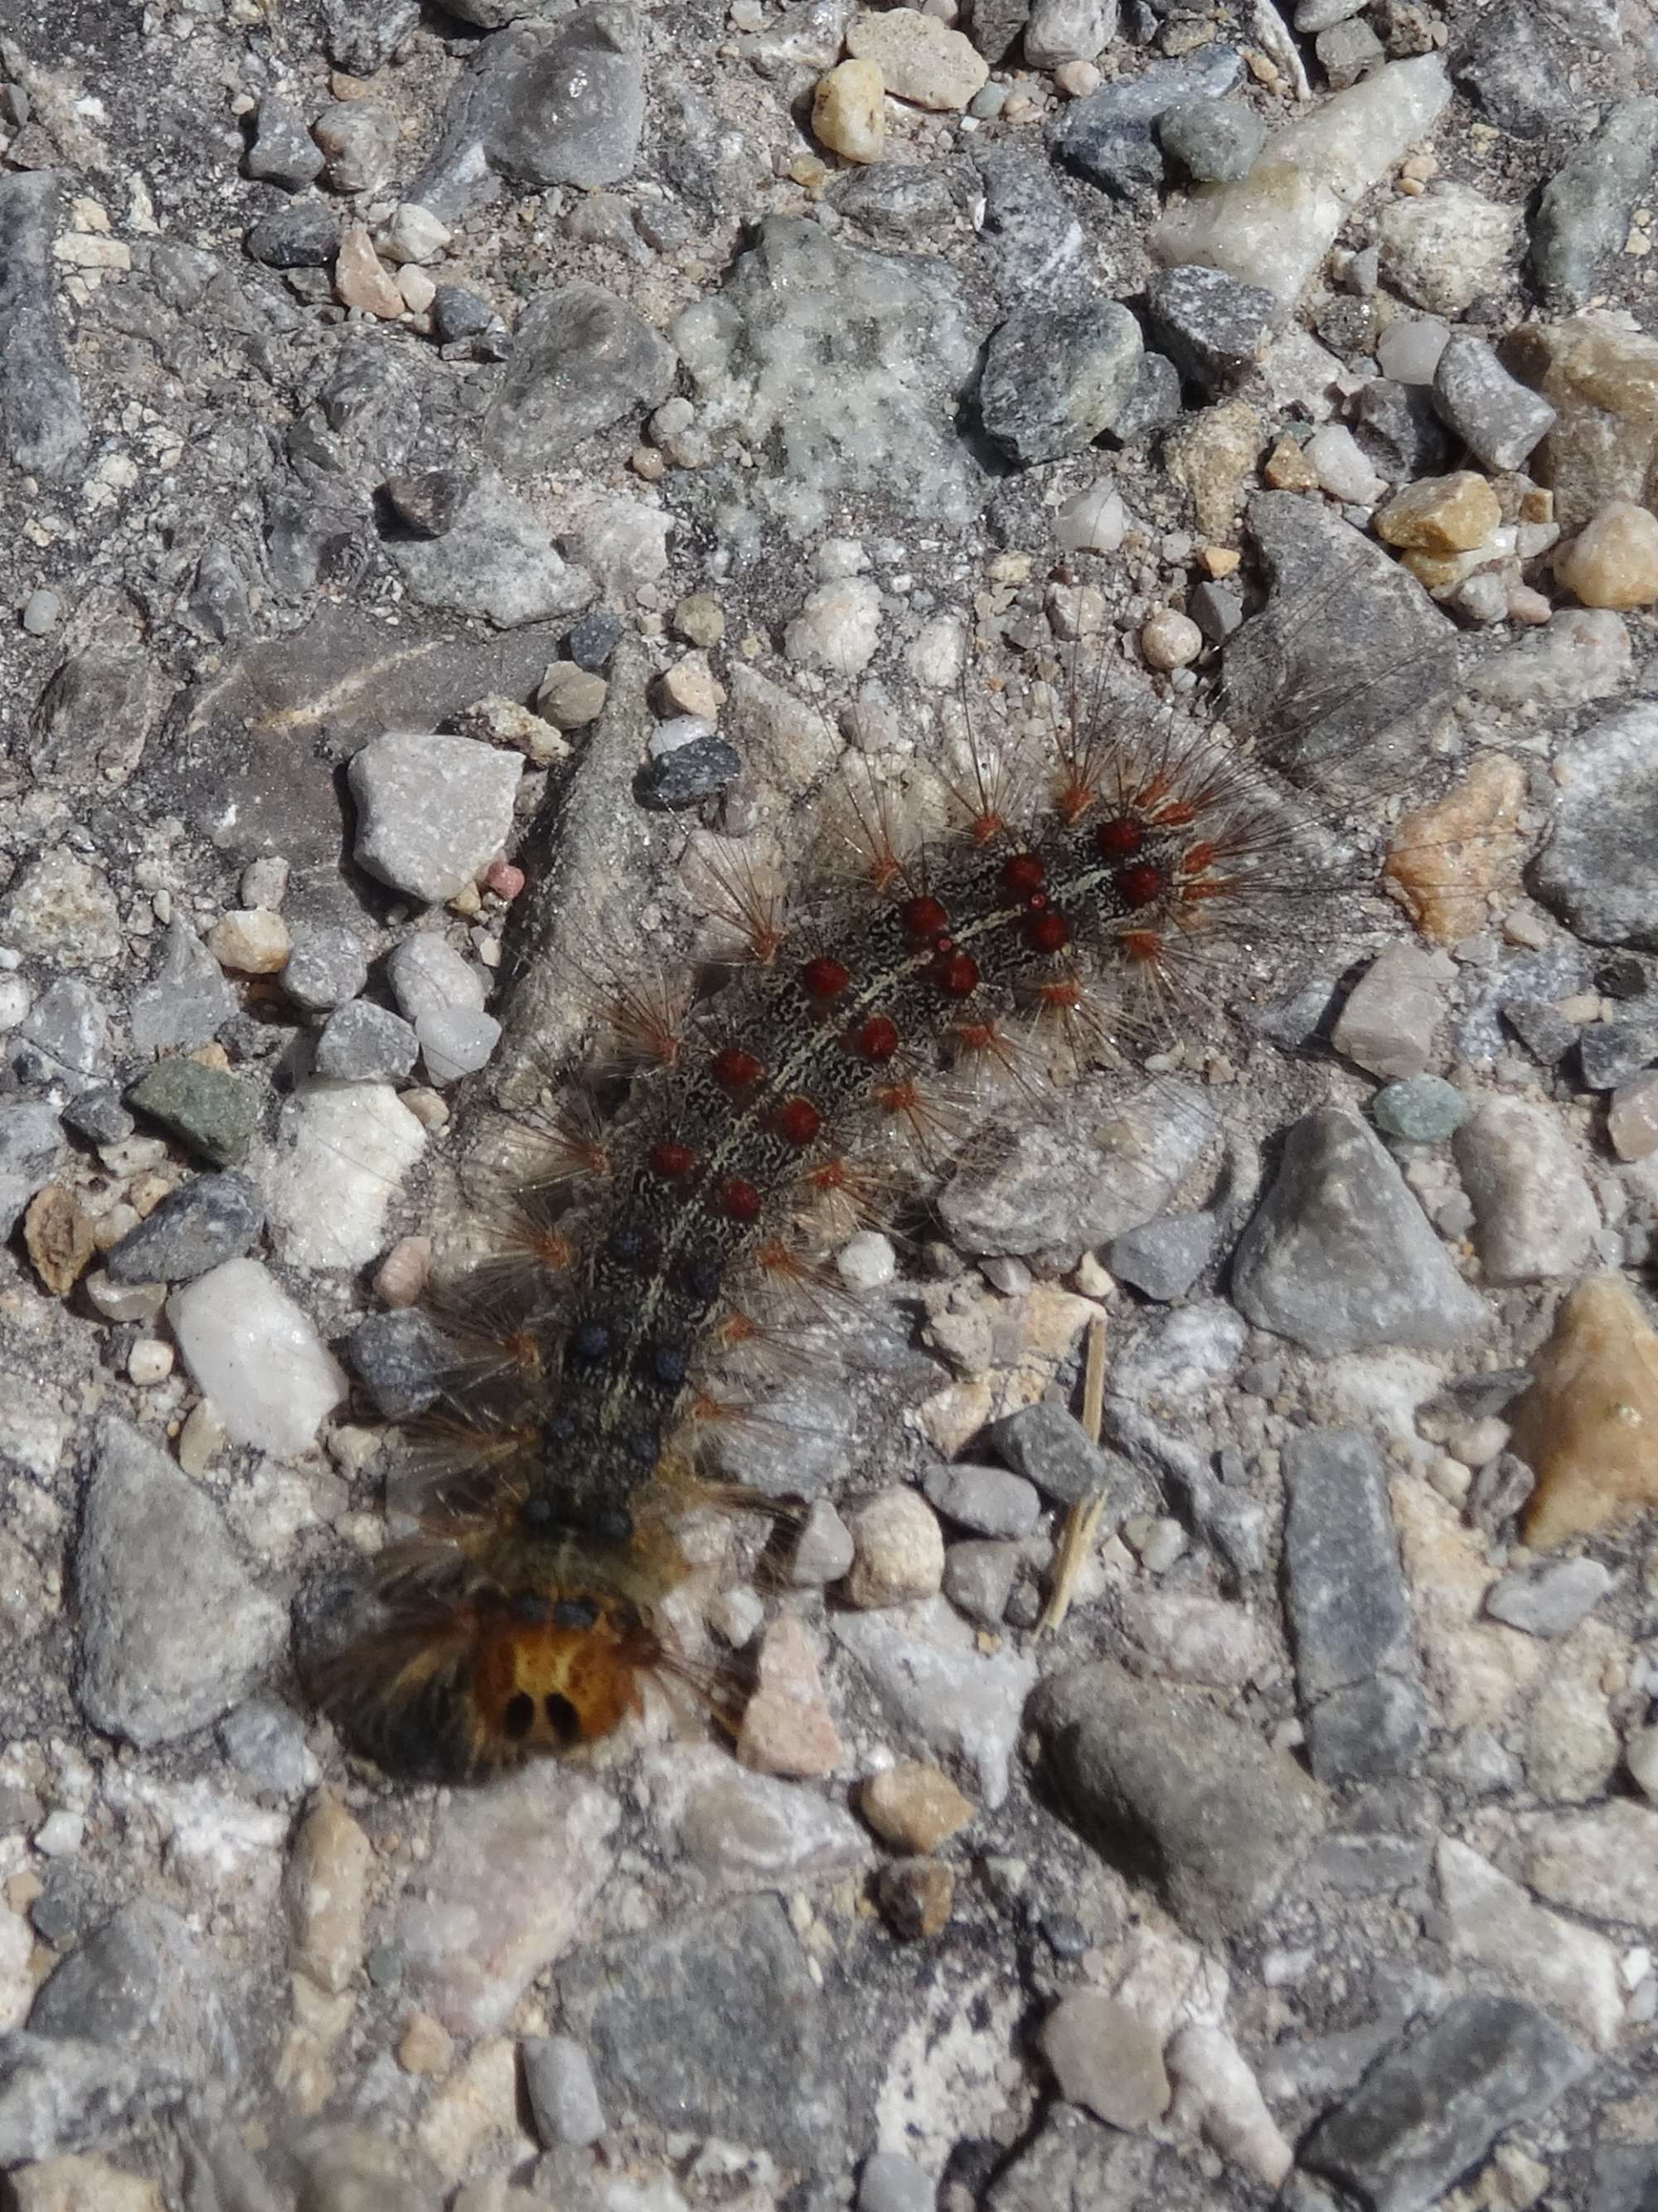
[2,0,1658,2206]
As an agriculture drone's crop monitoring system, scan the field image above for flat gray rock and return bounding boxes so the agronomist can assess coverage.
[0,173,89,480]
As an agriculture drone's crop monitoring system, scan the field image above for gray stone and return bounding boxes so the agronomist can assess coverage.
[1145,261,1278,389]
[1593,2146,1658,2212]
[30,1899,240,2085]
[74,1414,288,1747]
[1226,492,1457,793]
[384,934,487,1022]
[1158,95,1266,182]
[1300,1996,1591,2212]
[522,2034,606,2148]
[13,977,108,1086]
[1282,1431,1428,1782]
[1113,347,1183,439]
[833,161,958,243]
[348,729,522,905]
[1531,99,1658,308]
[28,641,163,787]
[1332,944,1447,1081]
[217,1697,321,1796]
[416,1007,501,1085]
[0,1103,63,1240]
[1316,15,1384,85]
[1484,1555,1613,1636]
[1107,1210,1218,1300]
[1105,1402,1266,1581]
[923,1461,1042,1536]
[1314,1832,1433,1896]
[1531,703,1658,950]
[559,1896,846,2167]
[1371,1075,1471,1143]
[672,216,987,542]
[61,1088,132,1147]
[1451,2,1571,137]
[984,1401,1114,1506]
[1501,998,1579,1067]
[1578,1017,1658,1089]
[942,1540,1020,1624]
[635,734,742,809]
[859,2152,935,2212]
[0,173,89,480]
[246,95,323,190]
[282,924,370,1013]
[409,4,647,222]
[1049,47,1242,200]
[1353,376,1456,484]
[836,1597,1035,1807]
[105,1171,264,1285]
[1452,1097,1599,1284]
[312,99,395,193]
[125,1060,258,1168]
[485,282,676,472]
[1110,1300,1244,1402]
[0,2035,160,2165]
[319,0,419,73]
[346,1309,452,1420]
[966,0,1031,61]
[1432,332,1557,472]
[988,2109,1156,2212]
[313,1000,419,1083]
[384,468,473,540]
[245,196,341,269]
[972,145,1083,307]
[431,283,496,343]
[190,542,253,643]
[1035,1658,1326,1943]
[382,469,595,630]
[1232,1106,1486,1356]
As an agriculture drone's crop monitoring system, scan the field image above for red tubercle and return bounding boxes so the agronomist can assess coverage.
[1117,863,1166,910]
[1023,910,1071,954]
[899,895,949,942]
[718,1177,764,1221]
[711,1045,766,1092]
[772,1095,822,1146]
[930,950,981,998]
[801,956,851,1000]
[851,1015,901,1062]
[649,1139,699,1181]
[1180,842,1219,876]
[1122,929,1164,964]
[1001,852,1046,899]
[1095,817,1144,861]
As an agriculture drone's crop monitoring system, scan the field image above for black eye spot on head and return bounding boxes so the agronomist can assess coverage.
[594,1504,633,1545]
[550,1597,600,1631]
[649,1342,689,1390]
[545,1693,581,1747]
[568,1318,612,1364]
[502,1691,535,1739]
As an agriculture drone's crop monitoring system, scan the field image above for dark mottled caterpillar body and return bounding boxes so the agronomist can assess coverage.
[314,628,1432,1782]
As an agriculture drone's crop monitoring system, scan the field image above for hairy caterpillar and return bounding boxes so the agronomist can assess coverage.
[307,499,1465,1782]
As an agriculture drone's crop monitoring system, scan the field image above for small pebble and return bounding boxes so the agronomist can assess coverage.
[1556,500,1658,610]
[813,57,886,163]
[875,1856,955,1938]
[1375,471,1502,555]
[536,662,609,730]
[22,589,61,635]
[206,908,291,975]
[1140,610,1202,670]
[858,1760,975,1852]
[522,2035,606,2148]
[127,1337,173,1386]
[1371,1074,1471,1142]
[1375,314,1450,386]
[843,1490,945,1606]
[859,2152,936,2212]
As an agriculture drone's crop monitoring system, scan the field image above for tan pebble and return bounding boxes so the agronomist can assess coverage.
[1038,1989,1170,2129]
[1054,59,1101,95]
[812,57,886,163]
[330,70,375,99]
[24,1185,95,1298]
[397,264,436,316]
[1384,751,1526,945]
[844,1489,945,1606]
[206,907,291,973]
[375,1234,432,1307]
[1511,1276,1658,1549]
[177,1397,226,1476]
[656,652,726,720]
[414,2035,520,2180]
[1263,432,1318,492]
[398,2009,454,2074]
[536,663,608,731]
[1140,609,1203,670]
[859,1760,975,1852]
[333,223,405,319]
[674,591,725,647]
[1609,1073,1658,1162]
[9,2154,165,2212]
[1506,582,1553,624]
[1375,470,1502,554]
[875,1855,955,1938]
[1555,498,1658,610]
[287,1792,374,1995]
[631,445,667,481]
[737,1613,843,1778]
[846,7,988,108]
[1200,544,1242,577]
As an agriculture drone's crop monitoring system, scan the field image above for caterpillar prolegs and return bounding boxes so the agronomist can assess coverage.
[309,521,1463,1783]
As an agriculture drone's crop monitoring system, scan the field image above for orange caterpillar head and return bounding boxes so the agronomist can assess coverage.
[314,1576,669,1783]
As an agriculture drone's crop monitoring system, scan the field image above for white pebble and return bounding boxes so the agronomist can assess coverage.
[0,976,31,1032]
[1375,313,1450,386]
[1140,610,1203,670]
[836,1230,898,1290]
[127,1337,175,1387]
[206,907,292,975]
[784,576,884,677]
[645,714,716,759]
[381,201,453,265]
[168,1256,349,1458]
[1055,483,1126,555]
[262,1081,428,1271]
[906,614,967,690]
[1304,423,1386,505]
